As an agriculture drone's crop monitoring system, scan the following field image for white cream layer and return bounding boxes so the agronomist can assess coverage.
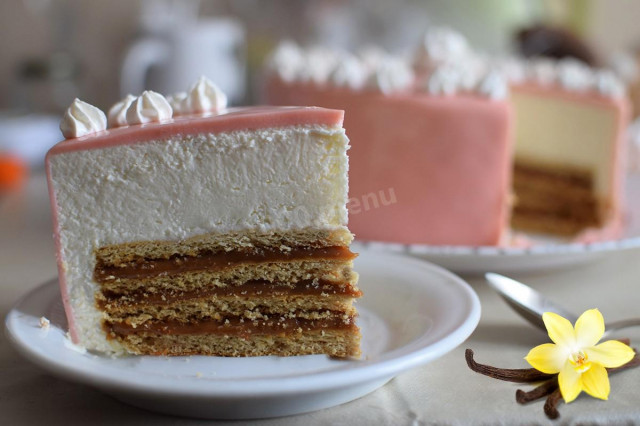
[48,124,350,352]
[512,91,618,201]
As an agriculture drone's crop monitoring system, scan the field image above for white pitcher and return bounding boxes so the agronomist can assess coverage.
[120,18,246,103]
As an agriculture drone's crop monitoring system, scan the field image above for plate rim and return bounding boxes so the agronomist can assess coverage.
[354,235,640,259]
[5,251,480,398]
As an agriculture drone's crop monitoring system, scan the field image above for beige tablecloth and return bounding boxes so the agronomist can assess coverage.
[2,173,639,425]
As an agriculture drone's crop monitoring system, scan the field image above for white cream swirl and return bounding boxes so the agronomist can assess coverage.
[495,58,527,84]
[477,70,509,100]
[413,27,470,71]
[358,46,389,71]
[329,55,368,90]
[527,58,557,86]
[367,57,414,94]
[182,76,228,113]
[595,70,625,98]
[166,92,188,115]
[125,90,173,125]
[107,94,136,128]
[60,98,107,139]
[557,59,595,92]
[425,65,461,96]
[268,41,305,83]
[298,47,340,85]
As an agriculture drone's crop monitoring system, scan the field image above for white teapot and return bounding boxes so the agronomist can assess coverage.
[120,17,246,104]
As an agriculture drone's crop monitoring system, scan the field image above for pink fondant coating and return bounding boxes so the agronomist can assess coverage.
[266,78,513,246]
[48,106,344,156]
[45,106,344,344]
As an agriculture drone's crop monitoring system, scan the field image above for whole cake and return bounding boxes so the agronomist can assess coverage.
[46,77,361,357]
[264,29,631,245]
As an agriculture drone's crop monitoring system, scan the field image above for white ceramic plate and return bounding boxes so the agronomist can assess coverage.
[5,251,480,420]
[354,174,640,275]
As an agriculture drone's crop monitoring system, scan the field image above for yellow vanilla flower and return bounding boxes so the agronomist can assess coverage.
[525,309,635,403]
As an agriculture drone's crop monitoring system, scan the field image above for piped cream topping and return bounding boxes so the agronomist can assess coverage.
[60,98,107,139]
[107,94,136,128]
[595,70,626,98]
[502,57,628,98]
[166,92,188,115]
[267,41,305,83]
[182,76,228,114]
[422,62,508,100]
[425,65,461,96]
[557,59,594,92]
[298,47,341,85]
[125,90,173,125]
[527,58,557,86]
[413,26,470,71]
[495,58,527,84]
[357,46,389,71]
[329,55,368,90]
[267,41,413,92]
[366,57,414,94]
[268,38,504,99]
[105,78,230,129]
[478,70,509,100]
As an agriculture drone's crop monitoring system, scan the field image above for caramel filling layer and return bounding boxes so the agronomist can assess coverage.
[106,316,356,338]
[99,279,361,308]
[512,161,600,235]
[95,246,356,282]
[513,161,593,190]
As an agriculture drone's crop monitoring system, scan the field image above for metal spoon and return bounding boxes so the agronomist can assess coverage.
[485,273,640,339]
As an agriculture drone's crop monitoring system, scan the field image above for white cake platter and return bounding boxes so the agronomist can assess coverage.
[5,251,480,420]
[354,174,640,275]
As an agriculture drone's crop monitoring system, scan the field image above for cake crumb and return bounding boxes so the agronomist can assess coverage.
[195,372,203,378]
[39,316,50,329]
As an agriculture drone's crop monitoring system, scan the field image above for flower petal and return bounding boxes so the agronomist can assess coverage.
[525,343,567,374]
[580,363,610,400]
[558,361,582,403]
[543,312,576,348]
[585,340,636,368]
[574,309,605,348]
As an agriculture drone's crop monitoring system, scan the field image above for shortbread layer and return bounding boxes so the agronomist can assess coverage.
[92,228,360,357]
[116,328,361,357]
[512,161,601,236]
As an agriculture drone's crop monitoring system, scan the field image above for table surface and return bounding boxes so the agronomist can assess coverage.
[2,172,640,426]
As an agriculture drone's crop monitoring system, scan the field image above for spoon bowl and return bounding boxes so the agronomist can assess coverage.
[485,273,640,339]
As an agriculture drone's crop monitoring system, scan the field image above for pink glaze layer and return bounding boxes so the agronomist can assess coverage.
[266,78,513,246]
[512,83,631,241]
[45,106,344,344]
[47,106,344,156]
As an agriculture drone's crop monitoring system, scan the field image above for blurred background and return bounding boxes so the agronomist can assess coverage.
[2,0,640,182]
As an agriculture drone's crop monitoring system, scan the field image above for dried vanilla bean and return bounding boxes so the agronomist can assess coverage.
[544,388,563,419]
[465,345,639,421]
[465,349,554,383]
[516,377,558,403]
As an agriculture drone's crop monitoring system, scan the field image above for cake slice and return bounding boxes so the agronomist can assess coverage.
[46,78,360,357]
